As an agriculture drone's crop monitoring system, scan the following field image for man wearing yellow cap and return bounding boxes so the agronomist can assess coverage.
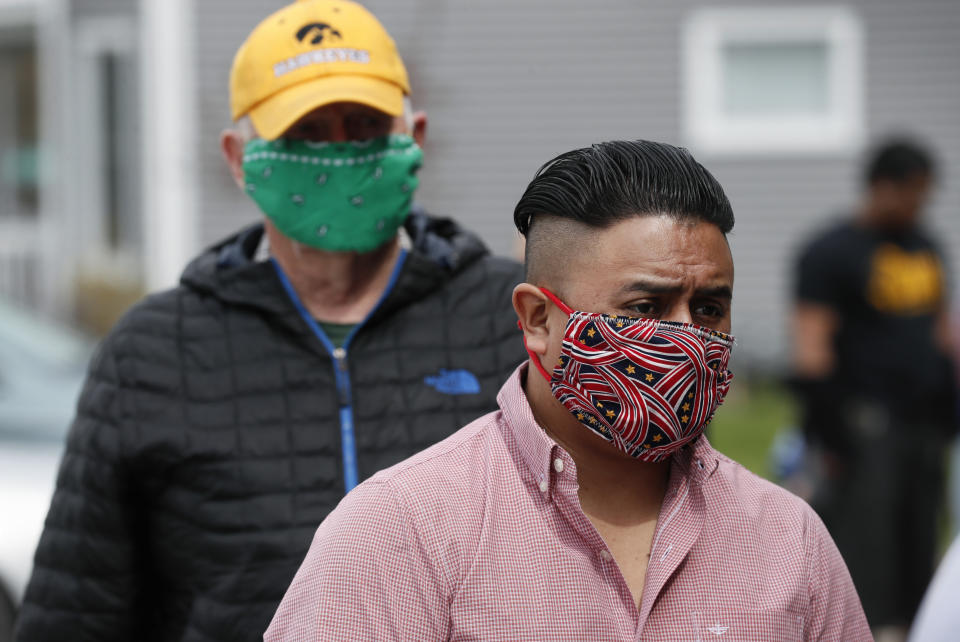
[14,2,525,640]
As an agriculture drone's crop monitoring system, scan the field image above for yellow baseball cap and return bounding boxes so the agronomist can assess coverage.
[229,0,410,141]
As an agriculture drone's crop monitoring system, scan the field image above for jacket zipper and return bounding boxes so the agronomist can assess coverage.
[271,252,409,494]
[331,347,358,491]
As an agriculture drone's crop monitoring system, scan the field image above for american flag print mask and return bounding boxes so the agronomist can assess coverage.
[530,288,734,462]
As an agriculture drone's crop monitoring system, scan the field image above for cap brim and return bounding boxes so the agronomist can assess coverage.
[248,74,405,141]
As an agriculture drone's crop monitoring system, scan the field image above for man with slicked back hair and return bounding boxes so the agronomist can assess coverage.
[267,140,870,641]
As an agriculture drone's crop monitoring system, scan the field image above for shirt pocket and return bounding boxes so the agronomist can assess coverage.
[691,609,805,642]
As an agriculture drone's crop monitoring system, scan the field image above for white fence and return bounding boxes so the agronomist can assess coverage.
[0,219,40,309]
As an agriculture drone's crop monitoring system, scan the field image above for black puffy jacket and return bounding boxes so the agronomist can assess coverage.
[16,212,527,641]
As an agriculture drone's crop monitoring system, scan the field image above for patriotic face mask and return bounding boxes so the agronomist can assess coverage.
[527,288,734,462]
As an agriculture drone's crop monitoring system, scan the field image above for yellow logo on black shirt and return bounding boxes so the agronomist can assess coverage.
[867,243,943,314]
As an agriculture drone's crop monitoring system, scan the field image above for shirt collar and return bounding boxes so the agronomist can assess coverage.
[497,364,559,492]
[670,433,721,486]
[496,362,722,490]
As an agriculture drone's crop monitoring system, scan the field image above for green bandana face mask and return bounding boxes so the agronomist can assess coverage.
[242,134,423,253]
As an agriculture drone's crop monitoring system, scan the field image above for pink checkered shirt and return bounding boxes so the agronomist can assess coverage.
[265,366,870,641]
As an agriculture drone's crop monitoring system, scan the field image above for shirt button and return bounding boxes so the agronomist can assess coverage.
[538,480,549,493]
[553,458,564,473]
[599,549,613,561]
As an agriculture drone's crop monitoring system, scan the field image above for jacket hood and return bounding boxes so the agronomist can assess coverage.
[179,208,492,318]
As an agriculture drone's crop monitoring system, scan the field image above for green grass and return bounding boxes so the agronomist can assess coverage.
[706,379,798,481]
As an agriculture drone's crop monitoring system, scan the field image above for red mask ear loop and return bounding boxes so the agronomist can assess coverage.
[517,287,573,382]
[522,332,553,382]
[538,287,575,314]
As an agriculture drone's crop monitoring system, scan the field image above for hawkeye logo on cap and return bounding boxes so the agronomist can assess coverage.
[273,22,371,78]
[295,22,342,45]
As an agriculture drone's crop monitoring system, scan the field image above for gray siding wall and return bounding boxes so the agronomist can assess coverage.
[72,0,135,18]
[193,0,960,368]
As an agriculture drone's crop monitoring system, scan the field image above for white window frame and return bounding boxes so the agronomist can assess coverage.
[139,0,198,292]
[682,6,864,156]
[0,1,42,311]
[73,16,138,267]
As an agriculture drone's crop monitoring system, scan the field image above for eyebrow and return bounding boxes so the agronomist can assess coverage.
[620,280,733,300]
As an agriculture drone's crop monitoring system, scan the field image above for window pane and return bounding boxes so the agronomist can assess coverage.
[99,51,141,252]
[722,41,829,116]
[0,37,38,219]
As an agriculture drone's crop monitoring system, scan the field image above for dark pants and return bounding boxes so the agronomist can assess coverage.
[811,398,946,629]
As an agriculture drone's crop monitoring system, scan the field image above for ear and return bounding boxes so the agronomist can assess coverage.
[513,282,551,357]
[411,110,427,149]
[220,129,247,190]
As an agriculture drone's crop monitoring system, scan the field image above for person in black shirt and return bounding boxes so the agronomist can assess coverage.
[791,138,956,642]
